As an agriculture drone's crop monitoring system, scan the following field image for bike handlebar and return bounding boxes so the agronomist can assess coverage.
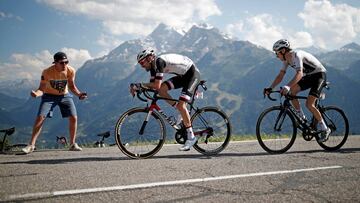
[265,81,330,101]
[265,90,308,101]
[135,86,157,102]
[266,90,280,101]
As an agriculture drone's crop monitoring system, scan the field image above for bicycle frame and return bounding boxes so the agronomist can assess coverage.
[136,81,212,138]
[272,91,331,138]
[139,99,180,135]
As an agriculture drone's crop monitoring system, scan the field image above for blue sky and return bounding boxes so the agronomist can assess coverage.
[1,0,360,81]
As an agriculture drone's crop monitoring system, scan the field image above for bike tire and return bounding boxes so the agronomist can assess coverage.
[256,106,297,154]
[114,107,166,159]
[317,106,349,151]
[191,106,231,155]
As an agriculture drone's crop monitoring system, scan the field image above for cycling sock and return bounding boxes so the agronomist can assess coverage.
[186,126,195,140]
[297,109,305,119]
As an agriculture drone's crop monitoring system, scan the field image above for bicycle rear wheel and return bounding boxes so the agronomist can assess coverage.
[256,106,297,154]
[317,106,349,151]
[191,106,231,155]
[115,107,166,159]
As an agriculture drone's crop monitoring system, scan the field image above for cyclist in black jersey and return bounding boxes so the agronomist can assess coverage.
[130,48,201,151]
[264,39,331,142]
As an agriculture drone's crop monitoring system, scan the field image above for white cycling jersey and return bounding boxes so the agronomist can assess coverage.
[157,54,195,75]
[281,50,326,76]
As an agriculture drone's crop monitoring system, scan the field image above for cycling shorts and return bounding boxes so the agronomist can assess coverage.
[37,94,77,118]
[298,72,326,98]
[164,65,200,102]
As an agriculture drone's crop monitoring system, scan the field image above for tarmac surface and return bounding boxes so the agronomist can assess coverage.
[1,136,359,202]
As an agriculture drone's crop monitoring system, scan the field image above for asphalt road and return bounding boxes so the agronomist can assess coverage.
[1,136,359,202]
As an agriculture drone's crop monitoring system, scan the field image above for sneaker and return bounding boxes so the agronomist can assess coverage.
[69,143,82,151]
[179,137,197,151]
[318,127,331,143]
[22,145,35,154]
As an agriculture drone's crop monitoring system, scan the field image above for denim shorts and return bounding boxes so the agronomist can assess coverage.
[37,94,77,118]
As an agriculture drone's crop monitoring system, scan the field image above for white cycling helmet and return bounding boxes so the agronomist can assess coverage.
[137,48,155,62]
[273,39,291,51]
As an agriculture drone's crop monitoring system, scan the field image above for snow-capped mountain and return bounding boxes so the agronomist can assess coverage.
[318,42,360,70]
[297,45,327,55]
[2,23,360,145]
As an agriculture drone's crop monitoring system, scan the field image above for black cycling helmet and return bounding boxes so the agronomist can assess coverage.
[137,49,155,62]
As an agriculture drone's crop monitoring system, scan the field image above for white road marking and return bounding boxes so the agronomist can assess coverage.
[6,165,342,201]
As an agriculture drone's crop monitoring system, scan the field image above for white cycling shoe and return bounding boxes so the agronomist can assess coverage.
[179,137,197,151]
[318,127,331,143]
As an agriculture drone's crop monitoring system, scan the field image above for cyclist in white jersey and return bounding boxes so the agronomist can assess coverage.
[130,49,201,151]
[264,39,331,142]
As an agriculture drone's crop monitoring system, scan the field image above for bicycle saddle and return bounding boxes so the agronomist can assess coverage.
[0,127,15,135]
[97,131,110,138]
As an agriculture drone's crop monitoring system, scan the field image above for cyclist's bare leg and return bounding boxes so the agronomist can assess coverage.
[69,115,77,145]
[29,116,46,145]
[158,83,177,106]
[176,101,191,128]
[306,96,322,122]
[176,100,196,141]
[289,85,301,111]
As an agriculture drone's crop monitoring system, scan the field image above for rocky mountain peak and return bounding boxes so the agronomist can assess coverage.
[340,42,360,52]
[147,23,183,53]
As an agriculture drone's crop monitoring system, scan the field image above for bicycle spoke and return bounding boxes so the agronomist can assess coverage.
[317,106,349,151]
[256,106,297,154]
[191,107,231,155]
[115,108,165,159]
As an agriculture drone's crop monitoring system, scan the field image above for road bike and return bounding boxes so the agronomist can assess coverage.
[115,80,232,159]
[0,127,28,155]
[256,83,349,154]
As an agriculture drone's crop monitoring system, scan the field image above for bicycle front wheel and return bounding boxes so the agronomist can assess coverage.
[115,107,166,159]
[191,107,231,155]
[256,106,297,154]
[317,106,349,151]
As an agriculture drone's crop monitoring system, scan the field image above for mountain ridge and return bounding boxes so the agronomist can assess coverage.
[1,23,359,146]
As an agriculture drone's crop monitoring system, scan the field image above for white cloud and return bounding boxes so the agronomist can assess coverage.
[96,34,123,57]
[38,0,221,36]
[0,11,23,21]
[299,0,360,49]
[225,14,283,50]
[59,48,92,69]
[225,14,314,50]
[290,31,314,48]
[0,49,92,81]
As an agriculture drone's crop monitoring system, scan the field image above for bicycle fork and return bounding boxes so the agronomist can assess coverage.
[274,108,287,131]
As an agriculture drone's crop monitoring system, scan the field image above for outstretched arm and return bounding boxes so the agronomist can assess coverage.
[68,73,87,100]
[31,80,46,97]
